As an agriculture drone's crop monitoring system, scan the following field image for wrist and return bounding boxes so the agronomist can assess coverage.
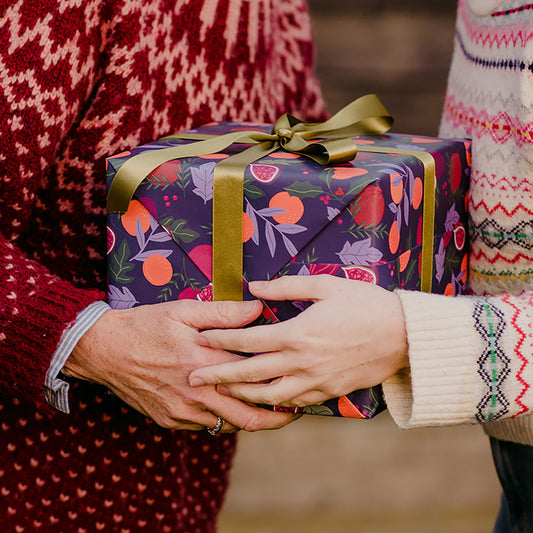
[64,308,116,387]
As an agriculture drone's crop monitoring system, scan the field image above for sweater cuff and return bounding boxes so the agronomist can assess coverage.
[44,301,111,413]
[382,290,483,429]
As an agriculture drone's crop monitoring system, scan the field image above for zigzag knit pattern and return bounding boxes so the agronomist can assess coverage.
[440,0,533,438]
[0,0,325,530]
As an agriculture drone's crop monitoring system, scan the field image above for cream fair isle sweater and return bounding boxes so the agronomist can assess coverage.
[383,0,533,445]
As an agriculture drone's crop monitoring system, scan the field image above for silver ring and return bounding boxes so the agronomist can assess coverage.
[206,416,224,436]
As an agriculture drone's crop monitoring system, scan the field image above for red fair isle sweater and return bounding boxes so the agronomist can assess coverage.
[0,1,325,530]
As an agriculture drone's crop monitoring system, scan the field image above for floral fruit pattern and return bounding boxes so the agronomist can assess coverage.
[106,122,470,419]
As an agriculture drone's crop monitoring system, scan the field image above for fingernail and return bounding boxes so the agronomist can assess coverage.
[189,376,206,387]
[196,334,209,347]
[249,280,268,291]
[217,384,232,396]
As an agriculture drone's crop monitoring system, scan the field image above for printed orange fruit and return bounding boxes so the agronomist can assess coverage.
[412,177,423,210]
[464,141,472,166]
[399,249,411,272]
[331,166,368,180]
[389,173,403,205]
[198,153,229,159]
[268,152,300,159]
[338,395,365,419]
[444,282,455,296]
[142,254,173,286]
[121,200,151,236]
[389,220,400,254]
[269,191,304,224]
[242,212,255,243]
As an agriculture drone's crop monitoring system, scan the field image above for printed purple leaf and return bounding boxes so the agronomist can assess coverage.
[133,249,173,261]
[336,239,383,266]
[388,202,398,214]
[265,221,276,257]
[396,204,402,233]
[135,217,145,249]
[444,204,460,232]
[391,174,403,187]
[282,235,298,257]
[245,202,260,245]
[293,300,312,312]
[147,209,158,230]
[395,143,429,152]
[297,265,310,276]
[403,194,409,226]
[108,285,139,310]
[276,223,307,235]
[327,206,341,221]
[434,237,446,283]
[191,162,215,204]
[257,207,287,217]
[149,231,173,242]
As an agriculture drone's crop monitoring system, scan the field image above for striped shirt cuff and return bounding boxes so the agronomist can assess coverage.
[44,301,111,414]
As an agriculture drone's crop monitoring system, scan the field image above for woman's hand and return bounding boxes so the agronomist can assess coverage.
[64,299,298,432]
[188,275,409,408]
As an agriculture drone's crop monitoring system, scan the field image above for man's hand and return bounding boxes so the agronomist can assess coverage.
[64,299,298,432]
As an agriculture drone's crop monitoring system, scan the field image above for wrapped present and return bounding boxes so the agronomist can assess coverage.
[106,95,470,419]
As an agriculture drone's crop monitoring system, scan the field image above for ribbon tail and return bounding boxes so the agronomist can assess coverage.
[107,131,266,213]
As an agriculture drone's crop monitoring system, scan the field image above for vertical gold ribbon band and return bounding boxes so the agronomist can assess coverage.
[107,95,435,299]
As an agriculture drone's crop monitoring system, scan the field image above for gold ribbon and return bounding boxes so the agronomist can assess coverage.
[107,94,435,299]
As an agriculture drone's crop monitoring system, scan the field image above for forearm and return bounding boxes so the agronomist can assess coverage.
[384,289,533,429]
[0,237,105,406]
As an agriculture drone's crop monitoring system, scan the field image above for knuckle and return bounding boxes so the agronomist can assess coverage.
[240,413,263,432]
[292,397,308,409]
[213,300,234,320]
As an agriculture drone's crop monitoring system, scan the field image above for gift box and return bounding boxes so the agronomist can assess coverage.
[106,97,470,419]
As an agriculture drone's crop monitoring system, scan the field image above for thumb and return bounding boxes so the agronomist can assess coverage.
[177,299,263,330]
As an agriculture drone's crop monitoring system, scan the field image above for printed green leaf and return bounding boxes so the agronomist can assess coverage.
[109,240,135,284]
[284,180,324,198]
[159,215,200,244]
[303,404,334,416]
[244,181,265,199]
[344,176,378,198]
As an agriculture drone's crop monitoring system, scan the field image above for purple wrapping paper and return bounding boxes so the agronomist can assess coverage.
[106,122,470,419]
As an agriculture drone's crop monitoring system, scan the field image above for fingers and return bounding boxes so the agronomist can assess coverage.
[248,275,343,302]
[189,352,290,387]
[203,388,299,432]
[196,321,289,355]
[173,299,263,330]
[215,379,327,409]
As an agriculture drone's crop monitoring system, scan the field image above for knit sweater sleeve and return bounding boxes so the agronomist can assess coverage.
[0,3,108,406]
[0,238,104,407]
[383,289,533,429]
